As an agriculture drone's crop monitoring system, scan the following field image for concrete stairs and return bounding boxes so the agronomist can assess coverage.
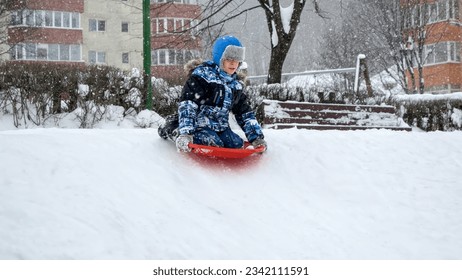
[260,100,412,131]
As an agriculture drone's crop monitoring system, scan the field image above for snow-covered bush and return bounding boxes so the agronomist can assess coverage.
[0,63,145,128]
[451,108,462,129]
[391,93,462,131]
[151,77,182,117]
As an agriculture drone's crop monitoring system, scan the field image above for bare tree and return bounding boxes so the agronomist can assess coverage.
[318,0,451,94]
[400,0,450,94]
[1,0,34,58]
[193,0,323,84]
[0,0,13,56]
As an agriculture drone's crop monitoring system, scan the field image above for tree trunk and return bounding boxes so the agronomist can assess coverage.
[258,0,307,84]
[267,42,290,84]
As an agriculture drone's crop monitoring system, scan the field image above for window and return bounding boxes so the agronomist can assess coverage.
[62,12,71,28]
[157,19,166,33]
[184,50,194,62]
[448,0,456,19]
[449,42,461,62]
[121,22,129,32]
[423,0,458,23]
[159,50,166,64]
[122,53,129,63]
[54,11,62,27]
[25,10,35,26]
[89,51,106,64]
[37,44,48,60]
[176,50,184,64]
[45,11,53,26]
[98,20,106,31]
[89,19,106,32]
[424,42,461,65]
[10,43,81,61]
[151,51,158,65]
[10,44,24,60]
[49,44,59,60]
[10,11,23,25]
[427,3,437,23]
[167,19,174,32]
[434,43,447,63]
[437,1,447,21]
[175,19,182,32]
[71,13,80,28]
[10,10,80,28]
[151,0,195,3]
[34,10,44,26]
[155,18,198,34]
[60,45,70,61]
[25,44,36,60]
[168,50,176,64]
[151,49,199,65]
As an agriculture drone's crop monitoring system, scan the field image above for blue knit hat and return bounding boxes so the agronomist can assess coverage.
[212,35,245,67]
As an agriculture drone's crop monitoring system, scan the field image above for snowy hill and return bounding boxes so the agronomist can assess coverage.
[1,126,462,259]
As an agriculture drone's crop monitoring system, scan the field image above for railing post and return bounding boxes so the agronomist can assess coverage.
[354,54,366,94]
[354,54,373,97]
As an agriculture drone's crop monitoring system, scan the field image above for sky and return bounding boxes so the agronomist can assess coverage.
[1,110,461,260]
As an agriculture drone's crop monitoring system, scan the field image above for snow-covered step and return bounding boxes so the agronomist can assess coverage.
[265,123,412,131]
[273,100,397,114]
[260,99,412,131]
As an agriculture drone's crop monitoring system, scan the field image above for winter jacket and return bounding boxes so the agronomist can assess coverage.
[178,60,264,143]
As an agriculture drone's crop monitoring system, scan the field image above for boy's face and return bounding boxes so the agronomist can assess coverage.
[222,59,240,75]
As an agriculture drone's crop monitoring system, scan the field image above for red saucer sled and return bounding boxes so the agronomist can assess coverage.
[188,142,265,159]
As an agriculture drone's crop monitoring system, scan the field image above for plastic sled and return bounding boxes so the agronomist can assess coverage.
[188,142,265,159]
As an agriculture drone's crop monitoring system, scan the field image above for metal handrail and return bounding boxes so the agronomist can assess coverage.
[247,54,366,94]
[247,67,356,80]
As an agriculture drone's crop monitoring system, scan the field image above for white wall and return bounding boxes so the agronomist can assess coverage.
[83,0,143,71]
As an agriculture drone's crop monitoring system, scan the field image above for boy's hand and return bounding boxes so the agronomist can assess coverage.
[251,138,267,152]
[176,134,193,152]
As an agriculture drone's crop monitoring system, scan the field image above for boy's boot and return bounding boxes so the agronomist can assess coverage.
[158,113,179,141]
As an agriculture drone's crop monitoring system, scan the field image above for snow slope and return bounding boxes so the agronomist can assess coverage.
[1,127,461,260]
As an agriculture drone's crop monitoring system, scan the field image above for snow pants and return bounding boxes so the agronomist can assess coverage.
[193,127,244,148]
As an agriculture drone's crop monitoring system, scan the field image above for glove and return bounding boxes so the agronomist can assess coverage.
[176,134,193,153]
[251,138,267,152]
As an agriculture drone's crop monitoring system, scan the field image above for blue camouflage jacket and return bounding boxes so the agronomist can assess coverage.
[178,61,264,143]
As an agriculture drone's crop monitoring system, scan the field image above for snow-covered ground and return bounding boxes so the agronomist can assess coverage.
[1,119,461,260]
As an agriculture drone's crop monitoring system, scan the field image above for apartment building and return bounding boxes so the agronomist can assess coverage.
[3,0,85,66]
[83,0,143,70]
[404,0,462,94]
[1,0,202,82]
[150,0,202,82]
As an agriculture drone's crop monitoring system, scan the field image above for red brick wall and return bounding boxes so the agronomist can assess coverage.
[25,0,84,13]
[402,1,462,92]
[405,63,462,92]
[8,28,83,45]
[151,35,201,50]
[423,63,462,86]
[426,22,462,44]
[152,64,189,84]
[151,3,201,19]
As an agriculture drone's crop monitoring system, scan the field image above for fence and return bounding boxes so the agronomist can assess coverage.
[247,54,371,96]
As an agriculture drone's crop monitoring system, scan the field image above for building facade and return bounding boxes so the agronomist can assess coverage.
[4,0,85,66]
[150,0,202,83]
[404,0,462,94]
[1,0,202,83]
[82,0,143,70]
